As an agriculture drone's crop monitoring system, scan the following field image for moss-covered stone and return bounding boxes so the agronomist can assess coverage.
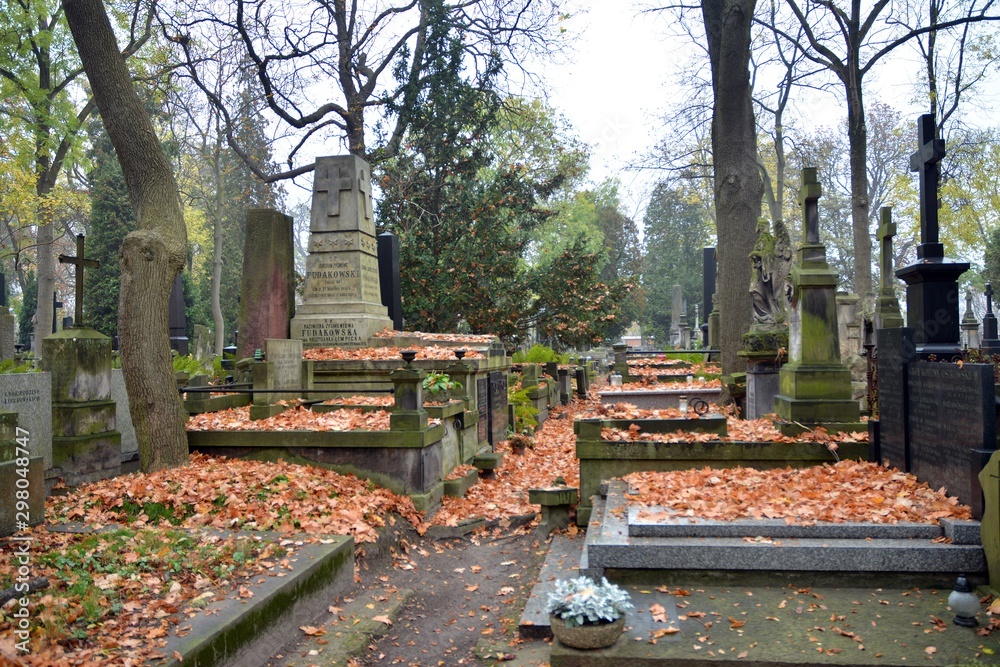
[41,327,112,402]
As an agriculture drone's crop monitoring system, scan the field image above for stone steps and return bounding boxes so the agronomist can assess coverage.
[580,481,985,586]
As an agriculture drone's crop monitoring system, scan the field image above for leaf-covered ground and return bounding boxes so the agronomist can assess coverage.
[623,460,971,524]
[303,345,483,361]
[373,329,498,344]
[187,406,393,431]
[46,453,421,540]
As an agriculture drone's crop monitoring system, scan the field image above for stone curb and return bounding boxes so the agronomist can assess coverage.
[424,512,537,540]
[153,535,354,667]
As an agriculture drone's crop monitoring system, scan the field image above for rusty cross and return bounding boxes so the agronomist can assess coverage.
[58,234,99,327]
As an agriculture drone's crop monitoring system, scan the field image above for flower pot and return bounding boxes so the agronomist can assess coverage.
[549,614,625,650]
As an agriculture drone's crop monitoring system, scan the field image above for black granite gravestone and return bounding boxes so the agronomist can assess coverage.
[907,361,995,518]
[477,377,489,445]
[895,114,968,358]
[983,283,1000,353]
[168,274,189,355]
[488,371,508,446]
[877,327,916,471]
[377,232,403,330]
[702,247,716,346]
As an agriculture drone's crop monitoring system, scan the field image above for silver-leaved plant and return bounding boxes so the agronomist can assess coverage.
[546,576,634,628]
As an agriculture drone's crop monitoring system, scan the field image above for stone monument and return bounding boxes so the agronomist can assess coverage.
[895,114,969,359]
[874,207,904,331]
[961,291,981,350]
[773,169,862,435]
[983,284,1000,353]
[290,155,392,348]
[42,235,121,486]
[238,208,296,358]
[669,285,683,347]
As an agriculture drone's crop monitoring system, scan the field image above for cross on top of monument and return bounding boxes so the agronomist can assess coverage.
[987,283,995,315]
[877,206,896,241]
[58,234,99,328]
[798,167,822,245]
[313,159,356,218]
[909,113,946,260]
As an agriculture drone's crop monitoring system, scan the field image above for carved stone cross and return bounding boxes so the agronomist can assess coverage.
[357,167,373,222]
[313,159,356,219]
[798,167,822,244]
[58,234,99,327]
[877,208,896,292]
[909,113,946,259]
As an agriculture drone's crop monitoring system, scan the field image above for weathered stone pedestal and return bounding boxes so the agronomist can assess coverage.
[250,339,308,420]
[0,411,44,537]
[741,352,785,420]
[896,259,969,359]
[774,170,861,436]
[238,209,296,358]
[42,327,121,486]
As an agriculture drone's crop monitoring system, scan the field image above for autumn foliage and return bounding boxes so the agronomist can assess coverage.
[623,461,971,525]
[303,345,483,361]
[187,406,393,431]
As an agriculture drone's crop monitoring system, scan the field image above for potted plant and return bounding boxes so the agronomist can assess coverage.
[546,576,633,649]
[507,431,534,455]
[423,372,462,402]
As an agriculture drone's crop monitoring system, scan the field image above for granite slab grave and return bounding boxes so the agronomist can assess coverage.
[580,481,985,585]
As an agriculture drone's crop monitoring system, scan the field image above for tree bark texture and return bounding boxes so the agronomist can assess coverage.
[702,0,763,376]
[845,80,873,303]
[63,0,189,472]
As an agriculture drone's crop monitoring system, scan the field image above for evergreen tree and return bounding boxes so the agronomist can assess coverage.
[642,181,712,344]
[84,121,133,339]
[377,1,552,345]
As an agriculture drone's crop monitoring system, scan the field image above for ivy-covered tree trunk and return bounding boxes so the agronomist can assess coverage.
[63,0,189,472]
[702,0,763,376]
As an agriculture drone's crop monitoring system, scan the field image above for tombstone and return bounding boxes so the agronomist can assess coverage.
[702,247,716,347]
[477,376,489,445]
[377,231,403,331]
[906,360,994,518]
[773,169,861,434]
[192,324,214,362]
[290,155,392,348]
[961,291,981,350]
[51,293,62,334]
[876,327,916,469]
[835,291,861,359]
[487,371,509,447]
[977,451,1000,586]
[168,274,189,356]
[43,234,121,486]
[238,208,296,358]
[0,411,44,537]
[669,285,683,347]
[982,284,1000,353]
[0,272,15,361]
[895,115,969,358]
[250,338,305,420]
[874,208,904,331]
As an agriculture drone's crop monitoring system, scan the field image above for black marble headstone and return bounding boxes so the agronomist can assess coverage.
[168,274,189,355]
[477,377,489,445]
[702,247,716,345]
[877,327,916,471]
[377,232,403,330]
[488,371,509,445]
[907,361,995,518]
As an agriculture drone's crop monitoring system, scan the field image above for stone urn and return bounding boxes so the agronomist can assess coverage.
[549,615,626,650]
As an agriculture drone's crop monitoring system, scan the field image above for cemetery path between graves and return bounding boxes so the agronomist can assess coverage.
[266,521,552,667]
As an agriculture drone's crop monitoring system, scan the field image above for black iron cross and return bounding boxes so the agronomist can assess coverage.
[58,234,99,327]
[799,167,822,244]
[909,114,946,259]
[987,283,995,316]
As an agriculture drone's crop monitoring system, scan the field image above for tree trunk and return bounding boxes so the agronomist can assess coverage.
[845,80,873,302]
[63,0,189,472]
[702,0,763,376]
[212,131,225,355]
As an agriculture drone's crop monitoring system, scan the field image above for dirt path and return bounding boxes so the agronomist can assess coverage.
[267,522,551,667]
[353,525,547,666]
